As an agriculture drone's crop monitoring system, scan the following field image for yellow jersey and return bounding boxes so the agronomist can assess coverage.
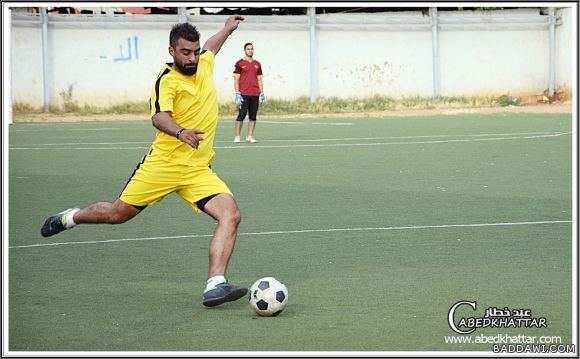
[149,50,218,167]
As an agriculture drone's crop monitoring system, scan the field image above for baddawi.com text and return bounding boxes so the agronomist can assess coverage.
[444,334,575,354]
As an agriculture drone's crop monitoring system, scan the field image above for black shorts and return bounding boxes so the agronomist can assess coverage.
[236,95,260,122]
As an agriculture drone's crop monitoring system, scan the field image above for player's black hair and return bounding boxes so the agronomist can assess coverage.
[170,23,200,48]
[244,42,253,49]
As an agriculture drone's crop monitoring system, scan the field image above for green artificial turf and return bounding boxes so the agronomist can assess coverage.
[8,113,573,352]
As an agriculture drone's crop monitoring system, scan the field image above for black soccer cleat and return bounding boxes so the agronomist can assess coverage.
[40,208,75,237]
[203,283,248,307]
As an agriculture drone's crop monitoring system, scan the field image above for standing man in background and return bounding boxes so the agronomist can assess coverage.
[233,42,264,143]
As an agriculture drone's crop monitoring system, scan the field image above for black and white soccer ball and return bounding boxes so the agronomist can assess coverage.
[248,277,288,317]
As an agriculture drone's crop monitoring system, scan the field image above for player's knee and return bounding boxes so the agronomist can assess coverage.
[216,209,240,227]
[233,208,242,226]
[226,207,242,227]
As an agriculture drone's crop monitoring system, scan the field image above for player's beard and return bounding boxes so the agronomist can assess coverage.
[175,61,197,76]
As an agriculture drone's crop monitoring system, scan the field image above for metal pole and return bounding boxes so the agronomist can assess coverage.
[178,7,187,23]
[430,7,440,98]
[308,7,318,102]
[548,7,556,97]
[41,7,50,112]
[4,7,12,124]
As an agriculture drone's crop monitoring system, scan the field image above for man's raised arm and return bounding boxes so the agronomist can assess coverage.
[203,15,244,55]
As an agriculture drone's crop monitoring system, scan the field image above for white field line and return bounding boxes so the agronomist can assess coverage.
[11,141,152,146]
[243,131,565,142]
[212,132,571,149]
[9,220,571,249]
[9,121,352,132]
[11,127,123,132]
[257,120,354,126]
[8,132,571,150]
[8,131,564,147]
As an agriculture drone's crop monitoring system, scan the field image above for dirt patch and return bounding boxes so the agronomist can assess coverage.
[12,103,572,123]
[519,89,573,106]
[282,103,572,119]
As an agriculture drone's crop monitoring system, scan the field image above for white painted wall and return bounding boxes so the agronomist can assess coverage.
[440,29,549,96]
[556,7,573,95]
[318,30,434,98]
[10,8,574,108]
[11,26,43,104]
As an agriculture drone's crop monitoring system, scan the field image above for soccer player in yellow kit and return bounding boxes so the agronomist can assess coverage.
[41,16,248,307]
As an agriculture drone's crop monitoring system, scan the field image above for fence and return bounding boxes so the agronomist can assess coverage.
[7,6,575,110]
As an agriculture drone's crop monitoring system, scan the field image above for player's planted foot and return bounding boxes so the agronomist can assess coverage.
[246,136,257,143]
[234,136,241,143]
[203,283,248,307]
[40,208,78,237]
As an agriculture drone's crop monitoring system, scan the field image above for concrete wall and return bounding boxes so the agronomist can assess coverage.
[439,29,549,96]
[318,29,434,98]
[555,7,574,96]
[10,7,575,108]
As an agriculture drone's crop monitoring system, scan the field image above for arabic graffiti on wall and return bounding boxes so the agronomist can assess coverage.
[99,36,140,62]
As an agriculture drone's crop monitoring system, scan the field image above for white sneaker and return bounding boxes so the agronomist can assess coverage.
[246,136,257,143]
[234,136,241,143]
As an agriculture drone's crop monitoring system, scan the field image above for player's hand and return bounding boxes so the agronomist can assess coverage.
[259,92,265,104]
[225,15,244,33]
[178,128,205,149]
[235,92,244,106]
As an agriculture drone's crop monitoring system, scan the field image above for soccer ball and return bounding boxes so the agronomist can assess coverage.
[249,277,288,317]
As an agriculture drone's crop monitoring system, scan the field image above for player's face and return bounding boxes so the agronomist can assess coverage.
[245,45,254,58]
[169,38,201,76]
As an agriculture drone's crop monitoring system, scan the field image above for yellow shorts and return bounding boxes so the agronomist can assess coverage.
[119,151,232,213]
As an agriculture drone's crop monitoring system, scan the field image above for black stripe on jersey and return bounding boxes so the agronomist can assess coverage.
[201,49,207,55]
[154,67,171,113]
[119,148,153,199]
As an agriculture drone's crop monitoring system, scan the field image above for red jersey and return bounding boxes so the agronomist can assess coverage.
[233,58,263,96]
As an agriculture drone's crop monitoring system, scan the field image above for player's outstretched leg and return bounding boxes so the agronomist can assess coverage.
[40,199,142,237]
